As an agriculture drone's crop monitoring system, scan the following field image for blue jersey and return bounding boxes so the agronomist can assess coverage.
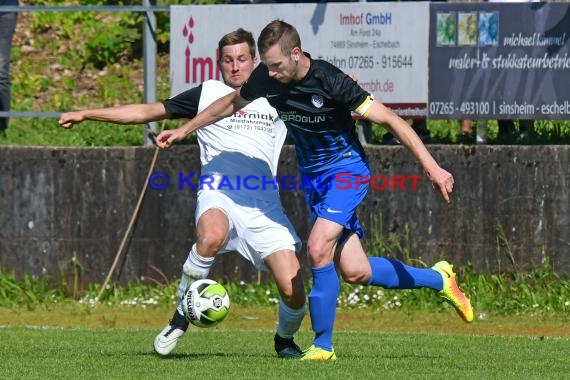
[240,54,371,174]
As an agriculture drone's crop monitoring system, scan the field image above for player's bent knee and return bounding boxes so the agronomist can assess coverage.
[196,234,226,255]
[307,243,333,266]
[340,271,369,285]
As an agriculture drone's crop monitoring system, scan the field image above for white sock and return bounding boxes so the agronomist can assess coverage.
[175,244,215,315]
[276,300,306,339]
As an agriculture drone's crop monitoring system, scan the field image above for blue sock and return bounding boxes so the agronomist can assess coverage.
[367,257,443,290]
[308,263,340,351]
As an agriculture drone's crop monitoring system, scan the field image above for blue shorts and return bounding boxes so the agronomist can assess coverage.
[301,161,370,243]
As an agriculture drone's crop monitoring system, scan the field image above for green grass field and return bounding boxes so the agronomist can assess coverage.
[1,326,569,380]
[1,263,568,379]
[1,306,569,380]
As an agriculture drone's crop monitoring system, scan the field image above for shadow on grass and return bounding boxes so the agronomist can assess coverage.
[136,351,278,359]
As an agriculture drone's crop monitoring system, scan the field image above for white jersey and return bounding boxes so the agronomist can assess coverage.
[163,81,301,266]
[196,80,287,202]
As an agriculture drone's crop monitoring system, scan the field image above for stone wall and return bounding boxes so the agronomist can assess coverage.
[0,145,568,286]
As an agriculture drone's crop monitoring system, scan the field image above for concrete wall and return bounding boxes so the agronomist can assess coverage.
[0,145,568,286]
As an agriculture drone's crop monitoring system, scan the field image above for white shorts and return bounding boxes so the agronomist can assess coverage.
[195,190,301,270]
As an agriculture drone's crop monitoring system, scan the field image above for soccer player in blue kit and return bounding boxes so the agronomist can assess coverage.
[157,20,474,361]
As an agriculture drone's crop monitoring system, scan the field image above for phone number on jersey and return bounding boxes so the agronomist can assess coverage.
[429,101,491,116]
[229,124,272,132]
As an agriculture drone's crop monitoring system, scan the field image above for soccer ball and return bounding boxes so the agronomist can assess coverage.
[181,279,230,328]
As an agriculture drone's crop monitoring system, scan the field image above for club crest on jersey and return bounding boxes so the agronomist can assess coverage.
[311,95,324,108]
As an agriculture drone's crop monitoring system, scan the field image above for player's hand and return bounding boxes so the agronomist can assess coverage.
[156,128,186,150]
[58,112,84,129]
[426,166,454,203]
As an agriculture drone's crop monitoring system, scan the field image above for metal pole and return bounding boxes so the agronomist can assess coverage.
[143,0,158,146]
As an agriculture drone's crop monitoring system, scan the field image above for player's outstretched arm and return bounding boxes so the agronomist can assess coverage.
[366,101,454,203]
[59,103,168,128]
[156,90,249,150]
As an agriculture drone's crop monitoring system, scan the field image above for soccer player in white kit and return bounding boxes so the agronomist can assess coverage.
[59,28,306,359]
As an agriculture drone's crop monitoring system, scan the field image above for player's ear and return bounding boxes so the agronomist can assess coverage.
[291,47,301,62]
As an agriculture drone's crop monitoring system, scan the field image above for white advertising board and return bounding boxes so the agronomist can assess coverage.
[170,2,429,116]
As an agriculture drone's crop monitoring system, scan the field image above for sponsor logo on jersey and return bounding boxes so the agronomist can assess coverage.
[280,112,326,124]
[232,109,272,121]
